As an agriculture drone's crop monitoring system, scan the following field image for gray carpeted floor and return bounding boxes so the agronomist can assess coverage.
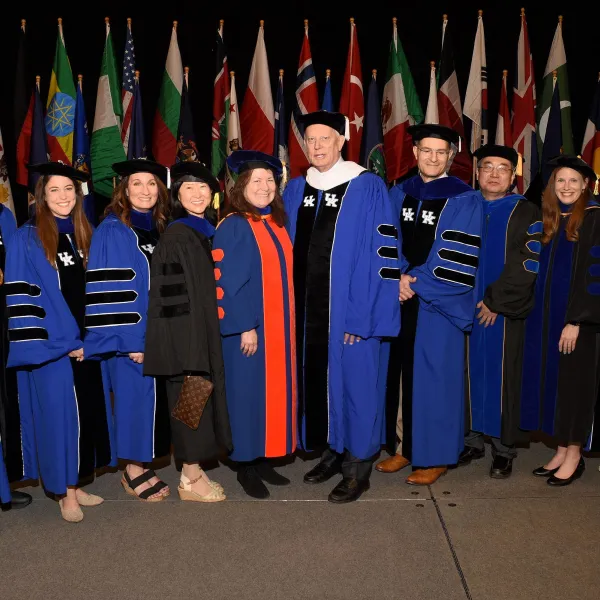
[1,441,599,600]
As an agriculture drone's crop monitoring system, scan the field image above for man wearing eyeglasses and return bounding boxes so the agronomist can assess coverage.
[376,123,483,486]
[461,144,541,478]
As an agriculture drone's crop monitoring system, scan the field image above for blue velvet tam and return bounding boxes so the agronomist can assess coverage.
[226,150,283,177]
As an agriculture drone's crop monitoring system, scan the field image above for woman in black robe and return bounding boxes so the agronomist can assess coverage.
[521,155,600,486]
[144,161,232,502]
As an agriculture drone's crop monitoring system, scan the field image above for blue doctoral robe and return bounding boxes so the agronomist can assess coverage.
[212,211,296,462]
[284,169,400,460]
[84,211,170,462]
[5,220,116,495]
[468,194,540,443]
[387,175,483,467]
[0,205,18,504]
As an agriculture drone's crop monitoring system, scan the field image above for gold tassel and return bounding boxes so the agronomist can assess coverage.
[594,177,599,196]
[212,192,220,210]
[281,161,289,190]
[516,152,523,177]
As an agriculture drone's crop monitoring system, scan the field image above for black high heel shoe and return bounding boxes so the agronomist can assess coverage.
[547,458,585,487]
[532,464,559,477]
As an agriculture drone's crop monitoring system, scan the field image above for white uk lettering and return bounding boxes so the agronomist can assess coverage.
[58,252,75,266]
[325,193,338,208]
[402,208,415,221]
[422,211,436,225]
[303,195,316,207]
[141,244,155,254]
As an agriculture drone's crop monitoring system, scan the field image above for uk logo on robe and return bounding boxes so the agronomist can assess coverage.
[324,193,338,207]
[402,208,415,222]
[422,210,436,225]
[303,195,316,207]
[141,244,155,254]
[58,252,74,266]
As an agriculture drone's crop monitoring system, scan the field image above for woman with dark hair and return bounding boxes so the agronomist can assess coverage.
[212,150,296,499]
[4,162,115,522]
[84,159,171,502]
[144,161,232,502]
[521,155,600,486]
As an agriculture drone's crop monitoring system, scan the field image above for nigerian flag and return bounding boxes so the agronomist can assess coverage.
[538,16,573,156]
[91,18,126,197]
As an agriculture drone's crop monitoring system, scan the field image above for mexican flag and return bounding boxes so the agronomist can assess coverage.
[90,18,126,198]
[381,17,423,182]
[538,16,573,155]
[152,22,183,167]
[46,18,76,165]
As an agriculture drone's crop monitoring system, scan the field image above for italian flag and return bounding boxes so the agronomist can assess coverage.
[46,18,76,165]
[90,18,126,198]
[381,17,423,182]
[152,21,183,167]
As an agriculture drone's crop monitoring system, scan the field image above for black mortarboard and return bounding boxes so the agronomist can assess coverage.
[170,161,220,193]
[473,144,519,168]
[297,110,350,140]
[27,161,91,182]
[226,150,283,177]
[112,159,169,185]
[546,154,597,182]
[407,123,461,150]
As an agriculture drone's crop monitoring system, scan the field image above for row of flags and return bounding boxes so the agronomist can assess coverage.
[4,11,600,221]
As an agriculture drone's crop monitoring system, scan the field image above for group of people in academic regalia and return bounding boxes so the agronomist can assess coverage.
[1,109,600,522]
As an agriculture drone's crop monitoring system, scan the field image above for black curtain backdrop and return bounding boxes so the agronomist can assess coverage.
[1,1,599,220]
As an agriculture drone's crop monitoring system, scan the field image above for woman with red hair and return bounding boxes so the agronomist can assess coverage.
[521,155,600,486]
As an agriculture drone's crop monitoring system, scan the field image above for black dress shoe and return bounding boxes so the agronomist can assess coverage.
[304,458,342,484]
[458,446,485,467]
[532,465,559,477]
[547,458,585,487]
[0,490,32,512]
[328,478,370,504]
[255,461,290,486]
[237,466,270,499]
[490,456,513,479]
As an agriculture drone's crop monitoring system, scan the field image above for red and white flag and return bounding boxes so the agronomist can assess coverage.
[240,20,274,154]
[339,18,364,163]
[496,70,513,146]
[425,62,439,124]
[289,21,319,178]
[512,8,538,194]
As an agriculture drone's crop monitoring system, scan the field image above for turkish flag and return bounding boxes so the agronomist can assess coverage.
[339,19,364,163]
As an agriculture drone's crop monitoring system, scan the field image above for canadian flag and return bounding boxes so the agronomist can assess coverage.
[339,18,364,163]
[240,20,274,154]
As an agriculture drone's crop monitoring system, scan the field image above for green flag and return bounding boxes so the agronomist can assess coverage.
[538,17,573,156]
[90,19,126,197]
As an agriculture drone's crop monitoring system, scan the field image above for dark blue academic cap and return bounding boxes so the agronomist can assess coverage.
[169,161,220,193]
[297,110,348,139]
[112,159,169,184]
[27,161,91,182]
[226,150,283,177]
[546,154,597,182]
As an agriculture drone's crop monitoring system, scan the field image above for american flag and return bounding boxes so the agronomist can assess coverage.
[121,18,136,155]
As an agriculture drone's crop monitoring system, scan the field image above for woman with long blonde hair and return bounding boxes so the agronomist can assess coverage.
[521,155,600,485]
[4,162,115,522]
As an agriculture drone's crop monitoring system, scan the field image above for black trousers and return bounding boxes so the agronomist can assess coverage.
[320,447,373,481]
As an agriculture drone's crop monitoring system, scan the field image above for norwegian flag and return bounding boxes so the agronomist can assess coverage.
[289,21,319,179]
[240,21,275,154]
[339,18,364,162]
[121,18,136,156]
[496,70,513,146]
[512,8,538,194]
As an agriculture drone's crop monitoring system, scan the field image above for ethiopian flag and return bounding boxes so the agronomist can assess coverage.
[46,18,76,165]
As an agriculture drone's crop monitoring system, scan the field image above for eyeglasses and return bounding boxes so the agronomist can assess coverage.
[478,163,514,174]
[417,147,450,158]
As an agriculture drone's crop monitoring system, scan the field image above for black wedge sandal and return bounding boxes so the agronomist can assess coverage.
[121,469,166,502]
[144,469,170,497]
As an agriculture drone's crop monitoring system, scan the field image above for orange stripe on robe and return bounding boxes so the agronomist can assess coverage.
[247,216,297,456]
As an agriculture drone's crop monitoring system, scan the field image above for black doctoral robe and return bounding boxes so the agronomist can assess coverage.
[144,222,232,462]
[521,203,600,449]
[467,195,541,446]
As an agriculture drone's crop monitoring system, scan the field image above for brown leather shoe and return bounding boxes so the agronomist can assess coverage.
[375,454,411,473]
[405,467,448,486]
